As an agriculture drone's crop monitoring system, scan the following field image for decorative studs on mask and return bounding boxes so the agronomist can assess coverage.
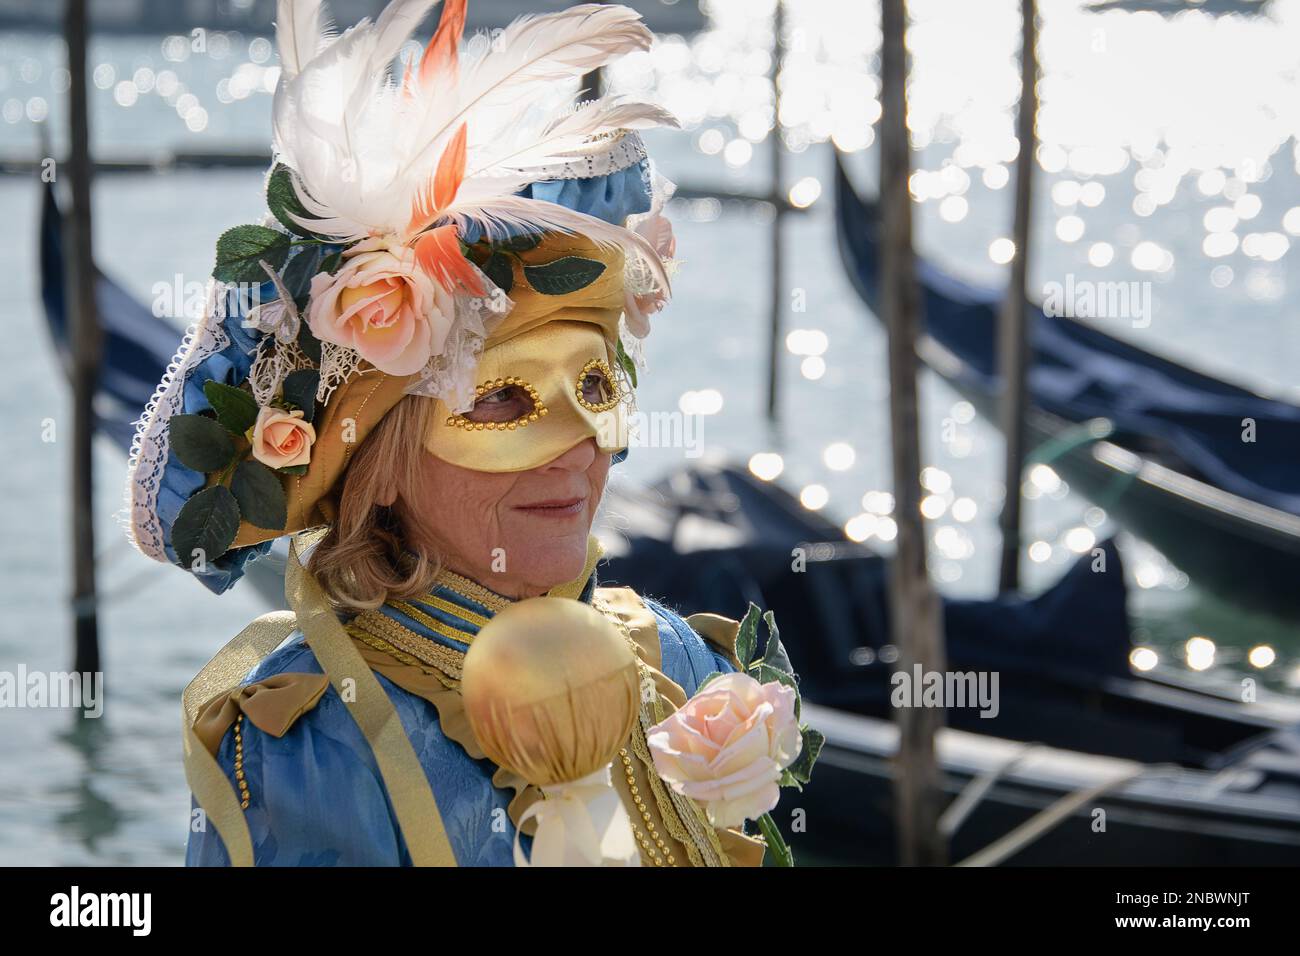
[445,376,548,431]
[575,359,622,413]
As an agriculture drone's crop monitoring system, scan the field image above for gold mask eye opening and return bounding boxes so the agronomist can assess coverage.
[445,377,548,431]
[575,359,621,413]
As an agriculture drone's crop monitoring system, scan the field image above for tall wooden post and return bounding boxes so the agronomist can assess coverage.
[765,0,785,423]
[65,0,102,676]
[997,0,1038,593]
[880,0,947,866]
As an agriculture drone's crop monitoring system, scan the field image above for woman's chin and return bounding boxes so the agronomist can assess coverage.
[508,535,591,593]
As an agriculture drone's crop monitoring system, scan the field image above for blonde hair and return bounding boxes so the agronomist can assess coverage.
[308,393,442,611]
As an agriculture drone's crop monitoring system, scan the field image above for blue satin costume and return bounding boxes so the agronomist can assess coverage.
[186,574,737,866]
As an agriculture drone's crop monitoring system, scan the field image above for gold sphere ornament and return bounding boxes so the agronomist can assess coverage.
[461,597,639,789]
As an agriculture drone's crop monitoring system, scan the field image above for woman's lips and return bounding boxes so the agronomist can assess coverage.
[515,496,586,518]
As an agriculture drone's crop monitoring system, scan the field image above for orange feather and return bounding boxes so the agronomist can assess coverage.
[433,122,467,210]
[413,224,486,296]
[418,0,467,88]
[406,122,467,238]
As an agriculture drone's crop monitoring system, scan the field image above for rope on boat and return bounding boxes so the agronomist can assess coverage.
[1025,415,1140,514]
[953,764,1154,867]
[938,742,1042,839]
[1026,417,1115,466]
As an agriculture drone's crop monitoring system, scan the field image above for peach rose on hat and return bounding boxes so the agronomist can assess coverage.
[305,238,454,376]
[250,406,316,469]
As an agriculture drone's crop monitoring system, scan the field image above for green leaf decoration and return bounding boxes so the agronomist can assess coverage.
[281,369,320,422]
[203,380,259,436]
[501,232,543,253]
[297,323,322,365]
[523,256,606,295]
[787,726,825,786]
[695,671,725,693]
[752,662,799,698]
[172,485,241,568]
[281,246,320,303]
[230,458,287,530]
[213,224,291,284]
[319,249,343,276]
[735,602,761,669]
[169,413,237,473]
[760,610,796,680]
[482,252,513,294]
[615,337,638,389]
[266,164,326,238]
[278,463,309,476]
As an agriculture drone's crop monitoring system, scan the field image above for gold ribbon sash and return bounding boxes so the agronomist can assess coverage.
[181,534,457,867]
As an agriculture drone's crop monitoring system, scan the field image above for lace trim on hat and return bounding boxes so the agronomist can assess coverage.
[508,128,648,183]
[122,278,236,562]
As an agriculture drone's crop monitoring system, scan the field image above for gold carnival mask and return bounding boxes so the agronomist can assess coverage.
[426,320,629,472]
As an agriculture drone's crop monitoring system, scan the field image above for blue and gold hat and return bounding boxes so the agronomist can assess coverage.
[124,0,679,592]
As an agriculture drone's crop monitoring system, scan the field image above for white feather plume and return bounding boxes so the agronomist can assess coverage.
[271,0,677,294]
[397,4,653,180]
[275,0,335,80]
[471,94,679,175]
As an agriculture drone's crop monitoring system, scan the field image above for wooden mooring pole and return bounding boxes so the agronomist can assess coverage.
[997,0,1039,594]
[880,0,948,866]
[765,0,786,424]
[64,0,102,676]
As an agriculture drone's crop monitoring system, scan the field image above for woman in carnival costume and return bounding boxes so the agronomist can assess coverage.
[126,0,817,868]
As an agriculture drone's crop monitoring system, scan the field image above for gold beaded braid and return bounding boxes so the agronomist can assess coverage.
[347,624,460,690]
[619,747,677,867]
[233,714,251,811]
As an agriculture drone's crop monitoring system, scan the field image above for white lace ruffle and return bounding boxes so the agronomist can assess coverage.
[406,280,514,413]
[317,340,364,406]
[122,278,235,562]
[248,337,313,407]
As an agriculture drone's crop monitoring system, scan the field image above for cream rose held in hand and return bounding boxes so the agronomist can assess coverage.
[251,406,316,469]
[306,240,454,377]
[647,671,802,829]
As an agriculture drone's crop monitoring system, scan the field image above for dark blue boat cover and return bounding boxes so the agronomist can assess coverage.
[833,155,1300,517]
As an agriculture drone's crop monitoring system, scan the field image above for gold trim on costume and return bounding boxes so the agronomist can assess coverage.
[387,600,479,648]
[286,536,458,867]
[415,592,491,629]
[619,746,677,867]
[431,568,515,613]
[592,591,730,867]
[346,567,737,867]
[233,714,251,811]
[347,616,463,687]
[181,609,300,867]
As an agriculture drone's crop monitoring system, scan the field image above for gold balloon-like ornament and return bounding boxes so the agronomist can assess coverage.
[461,597,639,788]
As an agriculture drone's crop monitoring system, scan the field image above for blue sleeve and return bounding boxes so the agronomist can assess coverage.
[186,707,405,867]
[184,638,526,867]
[185,644,407,867]
[642,598,737,697]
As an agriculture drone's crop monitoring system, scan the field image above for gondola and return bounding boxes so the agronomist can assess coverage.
[833,150,1300,618]
[40,180,1300,864]
[601,463,1300,865]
